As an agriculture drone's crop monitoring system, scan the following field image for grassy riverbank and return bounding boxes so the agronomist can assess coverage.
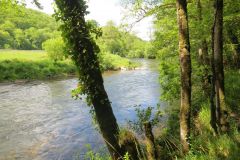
[0,50,137,82]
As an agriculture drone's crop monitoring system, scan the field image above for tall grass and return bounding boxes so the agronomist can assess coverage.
[184,96,240,160]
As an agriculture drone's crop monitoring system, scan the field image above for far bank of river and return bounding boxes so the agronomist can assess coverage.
[0,59,163,160]
[0,50,138,82]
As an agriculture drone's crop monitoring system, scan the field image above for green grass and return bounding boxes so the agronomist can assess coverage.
[185,103,240,160]
[0,50,47,61]
[0,50,137,82]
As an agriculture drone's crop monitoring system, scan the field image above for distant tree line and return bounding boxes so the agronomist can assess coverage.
[0,2,60,49]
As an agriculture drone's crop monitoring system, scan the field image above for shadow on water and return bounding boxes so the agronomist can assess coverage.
[0,59,162,160]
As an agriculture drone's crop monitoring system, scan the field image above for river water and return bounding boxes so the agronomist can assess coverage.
[0,59,161,160]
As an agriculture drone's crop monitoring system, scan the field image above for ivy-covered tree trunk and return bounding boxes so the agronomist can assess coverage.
[55,0,124,159]
[212,0,229,133]
[176,0,192,154]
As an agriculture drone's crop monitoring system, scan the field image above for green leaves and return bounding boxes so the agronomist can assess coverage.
[42,37,67,62]
[127,105,163,133]
[98,21,151,58]
[0,2,59,49]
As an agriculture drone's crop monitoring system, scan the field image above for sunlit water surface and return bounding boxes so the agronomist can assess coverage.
[0,59,162,160]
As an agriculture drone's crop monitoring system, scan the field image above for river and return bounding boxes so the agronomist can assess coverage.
[0,59,162,160]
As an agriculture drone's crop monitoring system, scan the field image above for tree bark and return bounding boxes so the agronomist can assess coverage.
[210,47,218,134]
[212,0,229,133]
[91,83,124,159]
[176,0,192,154]
[144,122,158,160]
[55,0,124,159]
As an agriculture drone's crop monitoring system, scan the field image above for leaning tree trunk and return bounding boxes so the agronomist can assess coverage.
[176,0,192,154]
[212,0,229,133]
[55,0,124,159]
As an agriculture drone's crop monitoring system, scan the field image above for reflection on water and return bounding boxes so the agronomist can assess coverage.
[0,59,161,160]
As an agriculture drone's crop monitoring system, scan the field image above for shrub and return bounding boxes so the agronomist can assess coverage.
[42,37,66,62]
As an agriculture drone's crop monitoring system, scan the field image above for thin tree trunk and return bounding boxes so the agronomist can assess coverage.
[55,1,124,159]
[210,38,218,134]
[210,75,218,134]
[212,0,229,133]
[176,0,192,154]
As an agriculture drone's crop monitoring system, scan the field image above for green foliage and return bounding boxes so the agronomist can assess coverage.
[98,21,155,58]
[99,52,138,71]
[123,152,130,160]
[225,70,240,113]
[152,0,240,103]
[185,104,240,160]
[0,29,11,48]
[152,2,180,101]
[197,103,212,133]
[72,144,111,160]
[82,145,111,160]
[0,1,60,49]
[127,105,163,133]
[42,37,66,61]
